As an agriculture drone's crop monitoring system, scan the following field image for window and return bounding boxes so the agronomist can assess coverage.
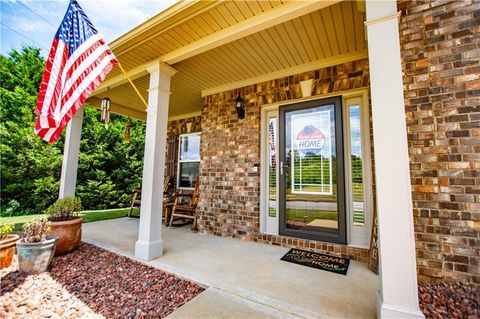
[349,105,365,226]
[344,95,373,247]
[177,133,201,189]
[260,110,279,235]
[268,117,277,218]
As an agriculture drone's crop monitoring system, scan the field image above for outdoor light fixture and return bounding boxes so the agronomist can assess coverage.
[235,93,245,119]
[100,87,111,128]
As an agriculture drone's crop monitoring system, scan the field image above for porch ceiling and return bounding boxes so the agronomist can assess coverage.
[87,0,367,121]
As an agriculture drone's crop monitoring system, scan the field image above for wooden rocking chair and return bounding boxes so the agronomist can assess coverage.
[128,175,171,218]
[169,176,200,230]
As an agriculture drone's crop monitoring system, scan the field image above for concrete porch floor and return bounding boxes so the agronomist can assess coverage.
[83,218,379,318]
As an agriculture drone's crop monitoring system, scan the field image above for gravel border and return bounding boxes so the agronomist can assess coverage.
[419,282,479,319]
[1,243,204,319]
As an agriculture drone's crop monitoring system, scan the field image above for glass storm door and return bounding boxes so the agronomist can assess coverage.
[279,97,346,244]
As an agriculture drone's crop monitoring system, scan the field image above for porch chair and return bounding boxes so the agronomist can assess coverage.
[169,176,200,230]
[127,175,171,218]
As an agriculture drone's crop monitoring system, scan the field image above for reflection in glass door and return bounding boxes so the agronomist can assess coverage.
[279,97,346,244]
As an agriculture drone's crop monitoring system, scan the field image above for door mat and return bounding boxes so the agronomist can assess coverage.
[280,248,350,275]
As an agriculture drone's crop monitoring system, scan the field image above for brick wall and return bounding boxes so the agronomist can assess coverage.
[167,115,202,136]
[194,0,478,281]
[198,59,371,262]
[398,0,479,283]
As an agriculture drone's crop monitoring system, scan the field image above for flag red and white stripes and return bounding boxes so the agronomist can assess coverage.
[35,0,117,143]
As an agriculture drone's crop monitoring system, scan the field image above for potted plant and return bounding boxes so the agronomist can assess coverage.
[16,218,58,274]
[46,196,83,256]
[0,224,19,269]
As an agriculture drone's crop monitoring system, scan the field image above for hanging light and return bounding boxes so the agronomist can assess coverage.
[235,90,245,119]
[124,120,133,141]
[100,88,111,128]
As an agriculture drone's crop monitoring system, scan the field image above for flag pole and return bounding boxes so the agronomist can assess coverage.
[117,62,149,109]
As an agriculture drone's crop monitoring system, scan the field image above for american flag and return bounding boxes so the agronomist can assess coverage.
[35,0,117,143]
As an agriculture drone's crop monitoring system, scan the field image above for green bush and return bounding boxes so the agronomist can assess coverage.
[0,224,14,240]
[0,47,145,216]
[46,196,82,221]
[3,200,20,217]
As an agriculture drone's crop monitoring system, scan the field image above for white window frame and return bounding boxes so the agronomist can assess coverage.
[260,108,279,235]
[177,132,201,190]
[343,93,373,248]
[259,89,373,247]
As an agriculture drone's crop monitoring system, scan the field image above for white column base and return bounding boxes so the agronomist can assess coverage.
[377,291,424,319]
[135,239,164,260]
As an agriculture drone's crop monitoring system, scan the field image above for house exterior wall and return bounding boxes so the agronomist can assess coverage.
[176,0,478,282]
[167,115,202,136]
[197,59,371,263]
[398,0,479,284]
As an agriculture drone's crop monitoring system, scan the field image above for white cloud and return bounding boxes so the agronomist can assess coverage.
[2,0,179,56]
[78,0,179,41]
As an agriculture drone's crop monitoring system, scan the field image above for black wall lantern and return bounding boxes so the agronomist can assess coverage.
[235,93,245,119]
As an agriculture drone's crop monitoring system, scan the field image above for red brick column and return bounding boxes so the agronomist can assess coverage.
[398,0,479,284]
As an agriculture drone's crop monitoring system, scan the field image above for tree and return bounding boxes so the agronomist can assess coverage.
[0,46,145,216]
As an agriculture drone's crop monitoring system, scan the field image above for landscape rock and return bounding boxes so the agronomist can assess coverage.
[418,281,479,319]
[0,243,204,319]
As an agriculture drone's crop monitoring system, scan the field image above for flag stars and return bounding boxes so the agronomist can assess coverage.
[35,0,117,143]
[54,1,98,55]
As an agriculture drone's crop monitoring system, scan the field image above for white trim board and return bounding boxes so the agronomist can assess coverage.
[168,111,202,122]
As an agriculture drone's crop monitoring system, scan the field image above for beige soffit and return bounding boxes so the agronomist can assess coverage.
[160,0,342,64]
[201,50,368,97]
[109,1,217,54]
[90,0,368,120]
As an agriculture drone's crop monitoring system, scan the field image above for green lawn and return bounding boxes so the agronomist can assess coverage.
[270,182,364,203]
[286,209,338,222]
[0,208,139,231]
[353,211,365,225]
[270,207,365,225]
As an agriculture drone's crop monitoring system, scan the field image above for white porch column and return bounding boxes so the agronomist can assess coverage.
[135,61,176,260]
[59,106,84,199]
[365,1,424,318]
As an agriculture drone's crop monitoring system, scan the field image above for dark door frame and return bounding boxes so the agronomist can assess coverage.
[278,96,347,244]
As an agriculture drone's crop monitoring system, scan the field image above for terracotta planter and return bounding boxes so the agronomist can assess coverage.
[17,235,58,275]
[0,234,19,269]
[48,217,83,256]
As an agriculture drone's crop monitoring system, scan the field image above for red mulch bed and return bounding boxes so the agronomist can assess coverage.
[1,243,204,319]
[419,282,479,319]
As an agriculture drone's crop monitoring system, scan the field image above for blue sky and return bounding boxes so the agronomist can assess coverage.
[1,0,179,57]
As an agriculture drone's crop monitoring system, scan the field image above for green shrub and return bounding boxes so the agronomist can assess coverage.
[46,196,82,222]
[3,200,20,217]
[0,224,14,240]
[1,47,145,216]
